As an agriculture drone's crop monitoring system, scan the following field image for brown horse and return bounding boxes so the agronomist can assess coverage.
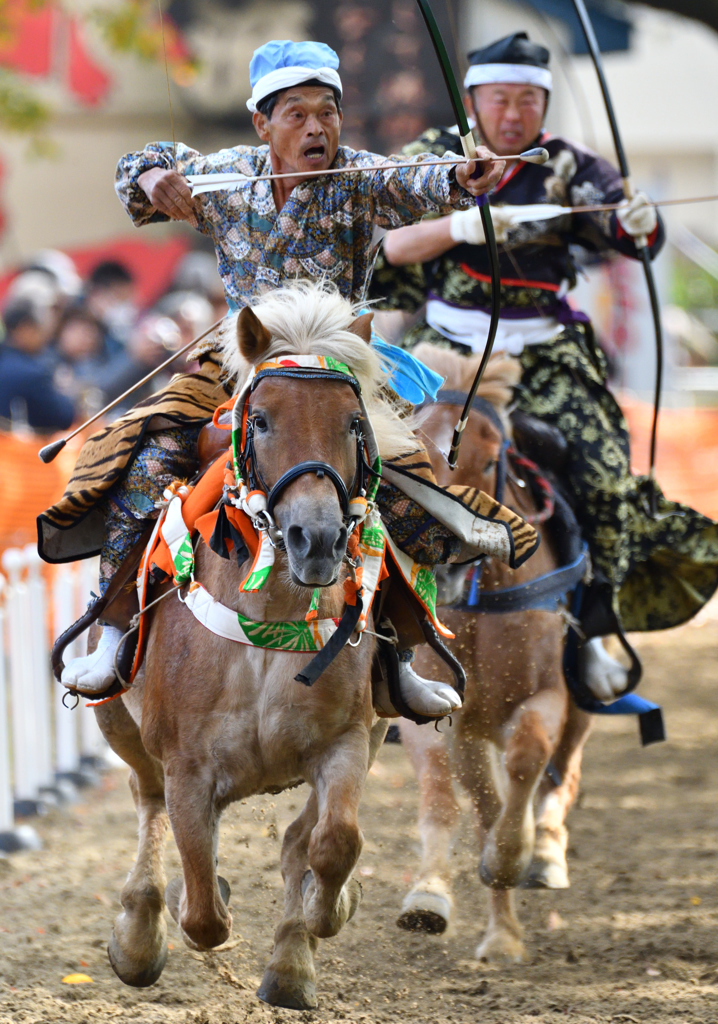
[91,285,422,1009]
[397,346,592,962]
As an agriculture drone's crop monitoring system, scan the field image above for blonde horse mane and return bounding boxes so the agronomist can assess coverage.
[411,343,521,434]
[220,282,419,460]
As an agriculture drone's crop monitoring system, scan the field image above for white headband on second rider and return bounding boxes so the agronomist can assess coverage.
[464,62,553,92]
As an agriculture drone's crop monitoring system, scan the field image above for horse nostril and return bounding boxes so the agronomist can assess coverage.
[286,524,311,559]
[286,523,347,562]
[333,526,348,559]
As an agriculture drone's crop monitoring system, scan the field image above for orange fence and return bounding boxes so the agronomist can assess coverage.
[619,396,718,520]
[0,430,86,554]
[2,398,718,555]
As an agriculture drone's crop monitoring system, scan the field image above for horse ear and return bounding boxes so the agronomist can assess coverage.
[347,312,374,345]
[236,306,272,361]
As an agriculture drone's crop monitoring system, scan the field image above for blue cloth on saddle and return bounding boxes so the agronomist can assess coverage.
[369,336,444,404]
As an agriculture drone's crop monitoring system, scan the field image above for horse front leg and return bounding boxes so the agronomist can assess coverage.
[94,698,170,987]
[396,715,459,934]
[526,701,593,889]
[479,687,567,890]
[302,727,369,940]
[163,764,231,951]
[258,791,320,1010]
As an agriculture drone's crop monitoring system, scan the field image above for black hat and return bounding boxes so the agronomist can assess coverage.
[464,32,552,91]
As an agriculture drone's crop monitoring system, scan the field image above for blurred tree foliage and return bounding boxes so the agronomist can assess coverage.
[0,0,194,149]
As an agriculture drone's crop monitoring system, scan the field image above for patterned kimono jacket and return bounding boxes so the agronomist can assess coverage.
[369,128,718,633]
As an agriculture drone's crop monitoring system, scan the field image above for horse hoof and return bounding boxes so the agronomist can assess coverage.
[107,931,167,987]
[257,968,317,1010]
[519,857,570,890]
[476,932,526,964]
[397,890,451,934]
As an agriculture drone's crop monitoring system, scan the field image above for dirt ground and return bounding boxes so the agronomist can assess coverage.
[2,617,718,1024]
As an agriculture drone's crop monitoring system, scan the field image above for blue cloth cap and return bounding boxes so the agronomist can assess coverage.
[247,41,342,113]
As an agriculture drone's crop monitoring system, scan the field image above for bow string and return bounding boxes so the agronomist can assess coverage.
[570,0,664,511]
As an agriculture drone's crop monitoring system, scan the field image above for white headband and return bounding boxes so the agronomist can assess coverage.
[247,66,343,113]
[464,63,552,92]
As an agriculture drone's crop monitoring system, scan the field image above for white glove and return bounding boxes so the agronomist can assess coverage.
[449,205,516,246]
[616,191,657,238]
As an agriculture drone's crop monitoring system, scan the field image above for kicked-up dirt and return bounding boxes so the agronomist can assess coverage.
[2,614,718,1024]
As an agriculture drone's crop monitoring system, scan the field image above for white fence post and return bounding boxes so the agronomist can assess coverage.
[52,564,80,779]
[1,548,41,812]
[0,569,41,853]
[0,577,12,833]
[23,545,54,796]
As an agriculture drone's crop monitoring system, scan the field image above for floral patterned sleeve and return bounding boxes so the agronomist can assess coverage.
[115,141,260,229]
[114,141,208,227]
[351,149,472,229]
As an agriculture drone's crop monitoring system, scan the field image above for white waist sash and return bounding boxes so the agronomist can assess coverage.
[425,298,563,355]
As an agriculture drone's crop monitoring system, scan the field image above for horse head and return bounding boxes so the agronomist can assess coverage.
[234,304,374,588]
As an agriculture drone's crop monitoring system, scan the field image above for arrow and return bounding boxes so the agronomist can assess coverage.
[486,193,718,226]
[186,147,550,196]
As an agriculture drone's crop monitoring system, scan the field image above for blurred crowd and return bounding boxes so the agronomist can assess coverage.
[0,248,228,434]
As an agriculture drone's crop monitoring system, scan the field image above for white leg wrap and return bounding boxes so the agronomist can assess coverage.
[397,661,462,718]
[583,636,629,701]
[61,625,124,693]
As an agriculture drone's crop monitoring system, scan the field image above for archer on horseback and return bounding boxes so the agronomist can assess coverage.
[369,31,718,701]
[39,39,538,718]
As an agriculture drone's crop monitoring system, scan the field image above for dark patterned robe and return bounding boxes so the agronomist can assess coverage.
[368,128,718,633]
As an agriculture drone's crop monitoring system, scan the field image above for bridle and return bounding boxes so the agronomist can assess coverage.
[422,390,509,505]
[235,364,377,546]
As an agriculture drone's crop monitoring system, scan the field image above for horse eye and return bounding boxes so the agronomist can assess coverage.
[252,414,267,432]
[484,458,496,473]
[350,417,362,436]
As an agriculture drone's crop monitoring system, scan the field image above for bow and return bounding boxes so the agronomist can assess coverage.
[415,0,502,469]
[570,0,663,509]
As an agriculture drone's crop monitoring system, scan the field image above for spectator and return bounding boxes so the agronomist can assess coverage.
[0,299,75,432]
[85,260,138,354]
[109,315,182,415]
[53,306,108,416]
[154,289,213,349]
[171,250,227,322]
[5,269,64,339]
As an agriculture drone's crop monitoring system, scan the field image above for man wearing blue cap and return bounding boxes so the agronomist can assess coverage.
[115,39,501,309]
[41,40,525,716]
[369,31,718,701]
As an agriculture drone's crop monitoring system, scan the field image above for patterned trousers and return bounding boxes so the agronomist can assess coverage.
[98,425,202,594]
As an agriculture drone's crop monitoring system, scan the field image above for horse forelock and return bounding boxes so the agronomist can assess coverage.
[220,282,417,460]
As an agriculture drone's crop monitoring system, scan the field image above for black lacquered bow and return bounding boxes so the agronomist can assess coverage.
[570,0,663,510]
[415,0,502,469]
